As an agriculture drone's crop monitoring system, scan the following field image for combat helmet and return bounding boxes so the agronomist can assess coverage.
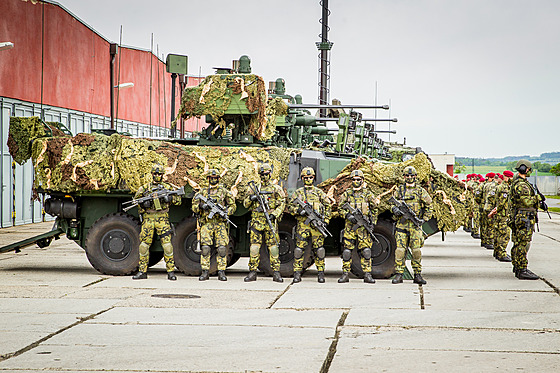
[152,164,164,175]
[350,170,364,179]
[206,168,220,177]
[403,166,417,176]
[300,167,315,178]
[515,159,532,174]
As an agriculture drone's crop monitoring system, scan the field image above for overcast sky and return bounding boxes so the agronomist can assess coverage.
[55,0,559,159]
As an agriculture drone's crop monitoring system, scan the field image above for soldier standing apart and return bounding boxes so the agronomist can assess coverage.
[509,160,541,280]
[243,164,286,283]
[192,169,236,281]
[338,170,378,284]
[132,165,182,281]
[391,166,433,285]
[289,167,332,283]
[489,170,513,262]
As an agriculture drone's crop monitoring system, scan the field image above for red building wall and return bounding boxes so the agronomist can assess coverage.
[0,0,201,130]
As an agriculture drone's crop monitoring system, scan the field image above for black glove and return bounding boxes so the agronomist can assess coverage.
[391,206,403,217]
[249,194,259,202]
[346,213,358,224]
[141,200,152,209]
[298,207,308,216]
[161,195,171,203]
[200,202,210,210]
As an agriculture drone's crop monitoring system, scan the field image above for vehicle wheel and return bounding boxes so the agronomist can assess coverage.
[350,219,396,279]
[148,250,164,267]
[258,216,313,277]
[172,217,234,276]
[84,213,141,275]
[227,253,241,268]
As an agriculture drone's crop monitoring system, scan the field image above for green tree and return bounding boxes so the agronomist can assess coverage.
[551,163,560,176]
[454,160,466,174]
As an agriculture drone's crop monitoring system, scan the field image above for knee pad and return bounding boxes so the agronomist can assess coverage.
[294,247,304,259]
[201,245,211,256]
[361,247,372,260]
[269,245,279,257]
[250,244,260,257]
[315,247,326,259]
[217,245,227,257]
[342,249,352,261]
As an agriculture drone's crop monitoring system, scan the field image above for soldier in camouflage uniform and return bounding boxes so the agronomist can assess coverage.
[462,174,474,233]
[508,160,541,280]
[489,170,513,262]
[482,173,499,250]
[338,170,378,284]
[132,164,182,280]
[243,163,286,283]
[469,175,482,239]
[391,166,433,285]
[192,169,236,281]
[289,167,332,283]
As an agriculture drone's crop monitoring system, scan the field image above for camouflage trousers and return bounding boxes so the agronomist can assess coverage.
[511,212,535,271]
[200,219,229,271]
[493,217,510,259]
[395,227,424,274]
[248,221,280,272]
[341,226,372,273]
[294,222,325,272]
[480,212,495,246]
[472,207,480,235]
[138,212,174,273]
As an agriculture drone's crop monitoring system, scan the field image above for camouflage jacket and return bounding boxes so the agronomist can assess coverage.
[495,181,511,218]
[288,185,332,224]
[243,181,286,230]
[134,182,181,214]
[393,183,433,228]
[193,184,236,224]
[339,187,379,226]
[473,181,485,205]
[482,180,498,213]
[508,175,540,217]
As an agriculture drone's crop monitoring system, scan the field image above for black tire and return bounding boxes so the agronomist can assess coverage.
[258,216,313,277]
[84,213,141,275]
[148,251,164,267]
[172,217,234,276]
[350,219,396,279]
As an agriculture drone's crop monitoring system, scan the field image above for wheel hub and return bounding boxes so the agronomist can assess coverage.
[101,229,132,260]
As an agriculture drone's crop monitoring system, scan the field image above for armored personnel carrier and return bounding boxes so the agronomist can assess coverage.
[3,56,468,279]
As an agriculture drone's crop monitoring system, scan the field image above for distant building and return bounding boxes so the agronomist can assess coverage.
[429,154,455,176]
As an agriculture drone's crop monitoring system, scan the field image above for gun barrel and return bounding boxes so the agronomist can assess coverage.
[362,118,398,122]
[288,104,389,110]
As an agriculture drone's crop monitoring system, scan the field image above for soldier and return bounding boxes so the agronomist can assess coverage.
[391,166,433,284]
[243,163,286,282]
[508,160,541,280]
[468,175,482,239]
[132,164,182,280]
[338,170,378,284]
[289,167,332,283]
[489,170,513,262]
[192,169,236,281]
[482,173,499,250]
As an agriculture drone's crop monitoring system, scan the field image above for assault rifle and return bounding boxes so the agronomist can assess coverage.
[533,182,552,219]
[194,194,238,228]
[341,202,379,243]
[388,196,424,228]
[123,186,184,212]
[293,197,332,238]
[248,181,278,245]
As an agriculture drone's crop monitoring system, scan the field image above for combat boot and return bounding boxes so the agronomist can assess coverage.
[392,273,403,284]
[471,233,481,239]
[132,271,147,280]
[486,244,494,250]
[317,271,326,283]
[217,270,227,281]
[337,272,350,283]
[272,271,283,283]
[292,271,302,283]
[497,255,512,262]
[413,273,427,285]
[244,271,257,282]
[167,271,177,281]
[517,269,539,280]
[363,273,376,284]
[199,270,209,281]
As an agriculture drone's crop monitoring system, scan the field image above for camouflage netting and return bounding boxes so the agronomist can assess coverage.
[318,153,469,232]
[11,127,297,199]
[174,74,287,142]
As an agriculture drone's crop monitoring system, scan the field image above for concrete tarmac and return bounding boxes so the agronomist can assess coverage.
[0,214,559,373]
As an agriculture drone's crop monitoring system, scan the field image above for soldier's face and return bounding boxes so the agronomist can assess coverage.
[352,177,363,188]
[208,176,219,186]
[404,174,416,185]
[303,176,314,186]
[152,172,163,182]
[260,172,271,183]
